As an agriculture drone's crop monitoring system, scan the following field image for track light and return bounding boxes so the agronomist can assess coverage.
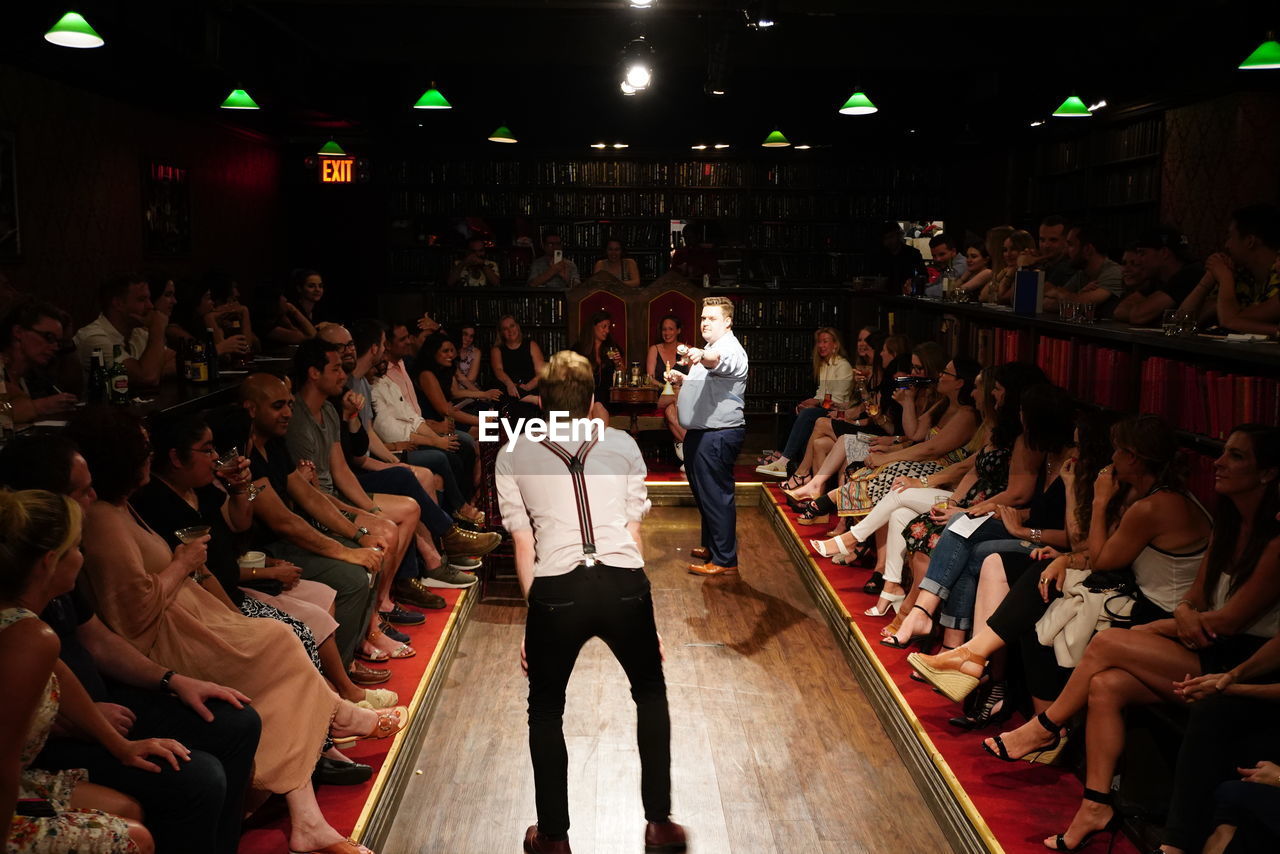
[620,80,637,96]
[692,144,708,150]
[714,143,730,149]
[746,1,777,29]
[629,0,655,7]
[620,37,654,93]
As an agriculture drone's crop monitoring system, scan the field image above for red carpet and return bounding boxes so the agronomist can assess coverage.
[761,482,1141,854]
[237,588,465,854]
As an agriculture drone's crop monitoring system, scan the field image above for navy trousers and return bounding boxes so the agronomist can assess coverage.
[684,426,745,567]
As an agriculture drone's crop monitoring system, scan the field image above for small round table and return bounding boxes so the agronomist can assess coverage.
[609,385,661,435]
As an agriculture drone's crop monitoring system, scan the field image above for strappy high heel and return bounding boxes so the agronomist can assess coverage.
[1044,788,1121,852]
[880,605,935,649]
[795,500,829,526]
[780,472,812,493]
[983,711,1063,763]
[949,679,1012,730]
[864,591,904,617]
[810,532,855,558]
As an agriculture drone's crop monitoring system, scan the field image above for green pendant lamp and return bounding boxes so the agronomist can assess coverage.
[220,89,260,110]
[413,84,453,110]
[317,140,347,157]
[44,11,104,48]
[1239,34,1280,70]
[1052,95,1092,118]
[761,129,790,147]
[838,90,878,115]
[488,125,517,143]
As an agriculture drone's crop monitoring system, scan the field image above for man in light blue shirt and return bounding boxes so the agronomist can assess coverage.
[668,296,748,575]
[927,234,967,298]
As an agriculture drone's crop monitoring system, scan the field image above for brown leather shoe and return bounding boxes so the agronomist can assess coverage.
[348,661,392,685]
[391,578,446,610]
[523,825,571,853]
[690,546,710,560]
[441,525,502,558]
[645,820,688,851]
[688,561,738,576]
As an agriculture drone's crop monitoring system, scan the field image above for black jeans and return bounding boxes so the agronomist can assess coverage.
[1164,694,1280,851]
[34,688,262,854]
[525,564,671,839]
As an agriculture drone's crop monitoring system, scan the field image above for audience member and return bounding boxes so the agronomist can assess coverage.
[73,273,173,387]
[646,314,687,458]
[0,299,79,422]
[65,407,405,854]
[0,489,165,854]
[1114,226,1203,325]
[572,310,626,416]
[1177,203,1280,334]
[927,235,967,297]
[1045,224,1124,315]
[756,328,855,480]
[988,229,1036,304]
[290,268,329,325]
[252,282,317,345]
[490,314,545,402]
[670,223,722,285]
[447,238,501,288]
[955,241,993,296]
[449,321,497,413]
[872,221,926,294]
[1022,215,1074,289]
[527,232,581,289]
[593,238,642,287]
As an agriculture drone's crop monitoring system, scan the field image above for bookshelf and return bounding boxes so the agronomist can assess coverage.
[381,155,941,289]
[1022,114,1165,250]
[882,296,1280,503]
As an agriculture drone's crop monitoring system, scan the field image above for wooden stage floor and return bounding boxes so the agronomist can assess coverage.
[380,505,949,853]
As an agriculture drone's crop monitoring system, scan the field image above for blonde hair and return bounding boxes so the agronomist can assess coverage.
[702,296,734,324]
[810,327,849,383]
[0,490,82,599]
[539,350,596,419]
[986,225,1014,278]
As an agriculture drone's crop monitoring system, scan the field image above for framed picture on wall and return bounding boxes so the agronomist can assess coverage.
[142,159,191,256]
[0,128,20,259]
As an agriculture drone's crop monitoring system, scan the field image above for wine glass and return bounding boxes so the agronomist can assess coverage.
[216,447,260,501]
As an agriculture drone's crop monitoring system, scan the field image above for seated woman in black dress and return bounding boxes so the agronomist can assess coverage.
[571,310,625,418]
[489,314,544,405]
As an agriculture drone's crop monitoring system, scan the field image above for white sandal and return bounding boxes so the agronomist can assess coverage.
[864,591,905,617]
[810,532,854,558]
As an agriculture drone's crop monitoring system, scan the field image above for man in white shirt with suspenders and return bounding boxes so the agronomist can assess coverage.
[496,351,687,853]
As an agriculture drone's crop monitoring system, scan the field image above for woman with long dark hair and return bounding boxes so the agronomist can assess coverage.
[572,310,625,414]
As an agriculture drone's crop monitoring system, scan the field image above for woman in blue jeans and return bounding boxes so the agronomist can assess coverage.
[889,384,1076,651]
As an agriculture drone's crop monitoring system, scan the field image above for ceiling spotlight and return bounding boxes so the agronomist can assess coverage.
[710,89,726,96]
[629,0,655,7]
[1030,120,1045,127]
[44,11,104,48]
[590,143,608,149]
[620,37,654,93]
[838,90,878,115]
[613,143,630,149]
[620,80,637,96]
[794,144,812,150]
[714,143,730,149]
[1087,99,1107,112]
[747,0,778,29]
[1239,33,1280,70]
[220,89,260,110]
[413,84,453,110]
[692,144,708,150]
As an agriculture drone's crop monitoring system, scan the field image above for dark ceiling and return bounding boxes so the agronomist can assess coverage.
[4,1,1280,151]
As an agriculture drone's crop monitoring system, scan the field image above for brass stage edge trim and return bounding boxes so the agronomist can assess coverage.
[355,587,477,850]
[761,483,1001,854]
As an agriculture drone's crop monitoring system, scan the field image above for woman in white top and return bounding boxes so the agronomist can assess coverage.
[592,238,642,288]
[755,327,853,479]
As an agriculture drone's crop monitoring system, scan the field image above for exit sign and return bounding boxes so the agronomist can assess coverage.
[320,157,354,183]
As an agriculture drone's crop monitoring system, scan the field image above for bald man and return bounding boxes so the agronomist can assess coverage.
[227,372,386,669]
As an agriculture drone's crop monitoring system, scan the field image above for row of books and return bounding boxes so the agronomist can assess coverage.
[1095,117,1163,165]
[751,253,867,282]
[733,330,819,362]
[742,221,879,251]
[1094,162,1160,207]
[732,295,845,326]
[389,247,667,282]
[745,364,815,399]
[392,189,670,218]
[382,158,936,190]
[557,220,670,250]
[426,292,567,327]
[1138,356,1280,440]
[1036,336,1134,410]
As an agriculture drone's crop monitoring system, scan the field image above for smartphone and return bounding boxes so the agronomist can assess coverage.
[553,249,563,265]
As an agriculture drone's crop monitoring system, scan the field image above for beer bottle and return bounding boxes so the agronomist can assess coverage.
[108,345,130,405]
[87,347,108,404]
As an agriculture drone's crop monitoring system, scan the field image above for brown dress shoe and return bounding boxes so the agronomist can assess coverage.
[391,578,446,610]
[441,525,502,558]
[348,660,392,685]
[645,820,688,851]
[688,561,738,576]
[690,546,710,560]
[523,825,571,853]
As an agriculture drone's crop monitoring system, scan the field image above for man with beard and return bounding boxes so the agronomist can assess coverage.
[0,298,80,422]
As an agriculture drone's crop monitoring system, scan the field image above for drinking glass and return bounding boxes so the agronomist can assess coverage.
[216,447,260,501]
[1161,309,1180,336]
[174,525,211,545]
